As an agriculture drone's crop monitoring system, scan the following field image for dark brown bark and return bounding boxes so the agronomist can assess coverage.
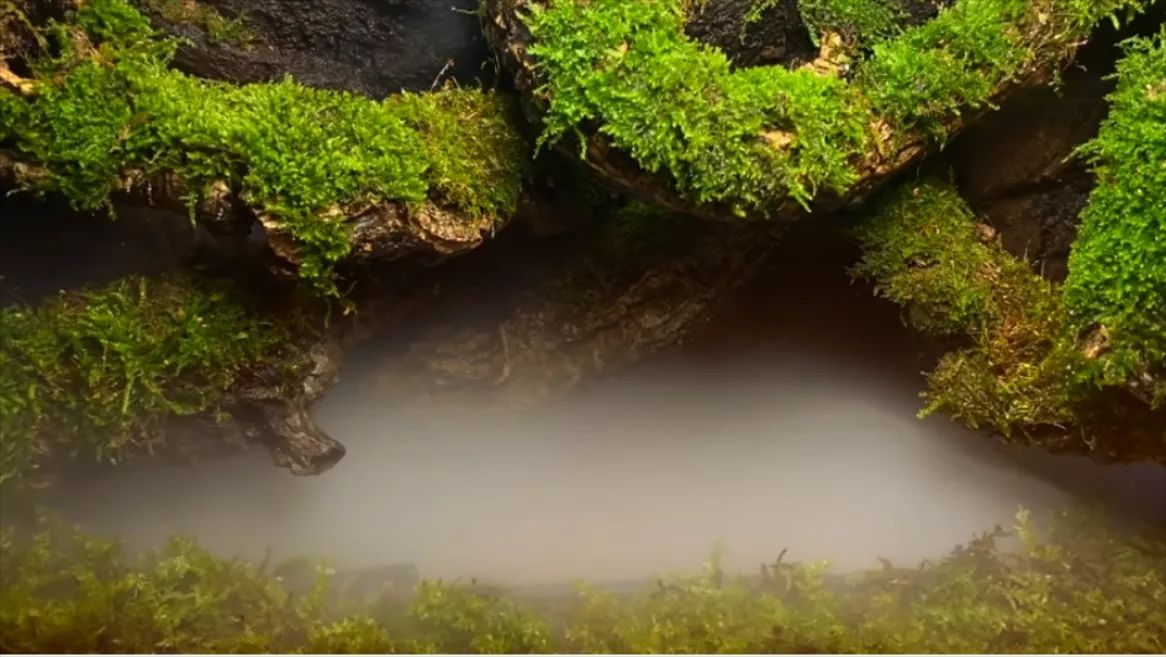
[133,0,491,98]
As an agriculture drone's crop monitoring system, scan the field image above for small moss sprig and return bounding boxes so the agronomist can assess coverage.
[798,0,903,48]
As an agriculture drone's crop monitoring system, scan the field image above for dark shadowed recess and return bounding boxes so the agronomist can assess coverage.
[684,0,818,68]
[0,197,199,307]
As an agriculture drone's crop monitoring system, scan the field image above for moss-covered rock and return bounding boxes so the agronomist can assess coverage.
[1,0,529,296]
[2,508,1163,653]
[853,180,1163,462]
[484,0,1148,221]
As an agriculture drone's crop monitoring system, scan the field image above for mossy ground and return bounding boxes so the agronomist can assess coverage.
[1,0,528,296]
[0,272,311,486]
[521,0,1146,217]
[1,508,1163,653]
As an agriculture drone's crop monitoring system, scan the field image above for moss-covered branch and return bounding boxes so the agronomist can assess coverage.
[486,0,1147,220]
[1,0,529,296]
[853,180,1163,461]
[2,508,1163,653]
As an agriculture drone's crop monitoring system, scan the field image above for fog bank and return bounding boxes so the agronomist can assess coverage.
[45,231,1166,587]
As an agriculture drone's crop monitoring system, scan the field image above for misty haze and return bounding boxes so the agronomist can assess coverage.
[44,238,1166,587]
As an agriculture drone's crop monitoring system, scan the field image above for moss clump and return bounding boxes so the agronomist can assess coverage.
[2,0,528,296]
[526,0,869,215]
[854,182,1072,431]
[1062,32,1166,404]
[390,89,531,227]
[135,0,253,46]
[2,509,1163,653]
[521,0,1145,217]
[854,180,1163,460]
[798,0,903,47]
[0,273,304,486]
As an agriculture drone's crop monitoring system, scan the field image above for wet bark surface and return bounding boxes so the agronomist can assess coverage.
[684,0,816,68]
[137,0,491,97]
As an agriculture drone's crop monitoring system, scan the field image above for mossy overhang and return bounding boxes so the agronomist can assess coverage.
[483,0,1151,223]
[0,0,532,298]
[853,180,1164,463]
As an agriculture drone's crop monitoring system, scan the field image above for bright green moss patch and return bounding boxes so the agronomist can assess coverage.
[854,182,1074,434]
[391,89,530,225]
[2,509,1164,652]
[3,0,528,296]
[526,0,869,215]
[520,0,1145,216]
[0,273,303,486]
[1063,32,1166,402]
[799,0,903,47]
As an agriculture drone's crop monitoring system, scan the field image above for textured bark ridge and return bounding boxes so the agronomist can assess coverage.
[373,213,780,409]
[134,0,491,97]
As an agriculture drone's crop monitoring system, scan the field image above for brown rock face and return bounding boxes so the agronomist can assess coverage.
[949,67,1112,281]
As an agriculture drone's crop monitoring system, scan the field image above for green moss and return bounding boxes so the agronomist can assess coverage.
[853,182,1074,433]
[390,89,530,225]
[4,0,528,296]
[0,520,331,652]
[854,180,1163,458]
[74,0,158,45]
[411,581,553,653]
[0,273,305,486]
[1063,32,1166,401]
[798,0,903,47]
[520,0,1145,216]
[851,183,1058,338]
[135,0,253,46]
[2,508,1163,653]
[526,0,869,215]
